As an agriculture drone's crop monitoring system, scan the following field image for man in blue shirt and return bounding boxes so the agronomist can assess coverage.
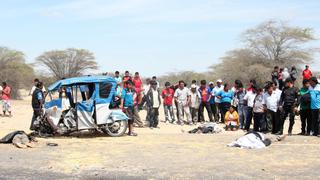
[309,77,320,136]
[120,80,138,136]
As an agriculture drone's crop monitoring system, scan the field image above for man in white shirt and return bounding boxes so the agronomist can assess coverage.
[29,78,46,96]
[264,82,282,134]
[243,87,257,131]
[174,81,191,125]
[211,79,224,122]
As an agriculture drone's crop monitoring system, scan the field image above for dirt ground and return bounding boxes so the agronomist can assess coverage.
[0,98,319,180]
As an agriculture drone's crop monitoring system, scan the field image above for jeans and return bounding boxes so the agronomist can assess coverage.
[220,102,231,123]
[253,112,265,132]
[311,109,319,135]
[245,107,253,131]
[210,103,217,122]
[163,105,175,122]
[280,106,295,133]
[300,109,312,134]
[266,109,280,133]
[198,102,213,122]
[237,104,246,129]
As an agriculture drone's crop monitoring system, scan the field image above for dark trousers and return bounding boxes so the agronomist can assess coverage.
[300,109,312,134]
[245,107,253,131]
[210,103,217,122]
[266,109,280,133]
[30,109,41,130]
[198,102,213,122]
[253,112,265,132]
[214,103,221,122]
[81,92,87,101]
[311,109,319,136]
[220,102,231,123]
[190,108,198,123]
[149,108,159,128]
[280,106,295,133]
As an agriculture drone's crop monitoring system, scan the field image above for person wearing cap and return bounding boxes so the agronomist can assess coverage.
[198,80,214,123]
[174,80,192,125]
[277,78,300,135]
[189,84,201,124]
[211,79,224,122]
[309,77,320,136]
[161,82,176,123]
[302,65,312,80]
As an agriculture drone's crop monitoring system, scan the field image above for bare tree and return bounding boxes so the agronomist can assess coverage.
[242,20,315,66]
[37,48,98,80]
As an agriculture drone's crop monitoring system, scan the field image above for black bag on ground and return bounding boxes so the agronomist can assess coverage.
[0,131,28,143]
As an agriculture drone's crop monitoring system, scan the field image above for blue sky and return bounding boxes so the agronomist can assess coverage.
[1,0,319,76]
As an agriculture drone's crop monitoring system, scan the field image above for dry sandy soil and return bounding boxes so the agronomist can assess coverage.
[0,98,319,180]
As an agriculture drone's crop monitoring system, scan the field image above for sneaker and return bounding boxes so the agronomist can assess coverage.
[128,132,138,136]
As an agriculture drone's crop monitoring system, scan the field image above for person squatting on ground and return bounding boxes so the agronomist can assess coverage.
[224,106,239,131]
[197,80,214,123]
[174,81,192,125]
[161,82,176,123]
[145,80,161,128]
[120,80,138,136]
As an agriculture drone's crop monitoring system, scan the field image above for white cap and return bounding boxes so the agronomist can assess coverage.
[209,81,214,85]
[191,84,197,89]
[217,79,222,83]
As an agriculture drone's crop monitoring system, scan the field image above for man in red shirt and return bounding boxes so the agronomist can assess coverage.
[122,71,132,88]
[1,82,12,117]
[302,65,312,80]
[161,82,176,123]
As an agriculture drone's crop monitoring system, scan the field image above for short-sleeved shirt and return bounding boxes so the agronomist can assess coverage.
[302,69,312,80]
[299,87,310,110]
[133,78,143,93]
[244,91,256,108]
[309,84,320,110]
[174,87,190,104]
[114,77,122,85]
[121,88,135,107]
[2,86,11,100]
[211,85,224,103]
[263,92,280,112]
[190,91,201,108]
[198,87,211,103]
[162,88,174,106]
[253,94,265,113]
[216,90,234,103]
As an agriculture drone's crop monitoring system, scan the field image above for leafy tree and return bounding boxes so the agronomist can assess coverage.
[37,48,98,80]
[0,47,35,99]
[242,20,315,66]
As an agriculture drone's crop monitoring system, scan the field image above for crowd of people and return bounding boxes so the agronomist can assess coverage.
[111,65,320,137]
